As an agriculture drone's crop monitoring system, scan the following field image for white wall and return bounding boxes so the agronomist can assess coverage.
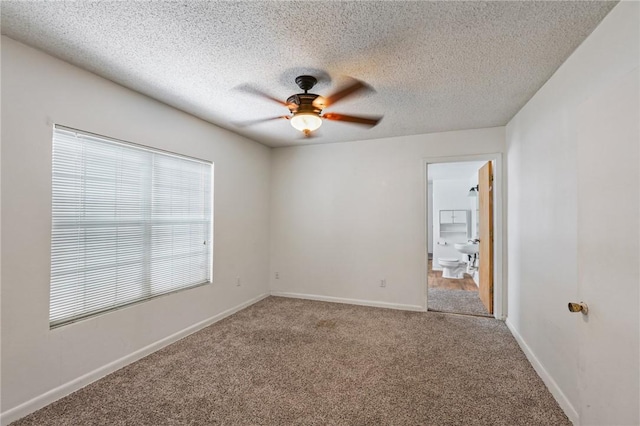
[469,172,479,240]
[432,179,471,267]
[270,127,504,310]
[505,2,639,424]
[1,37,271,421]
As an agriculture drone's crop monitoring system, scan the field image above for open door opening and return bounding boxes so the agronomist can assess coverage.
[426,159,496,318]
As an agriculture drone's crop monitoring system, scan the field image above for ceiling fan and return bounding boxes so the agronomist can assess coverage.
[236,75,382,137]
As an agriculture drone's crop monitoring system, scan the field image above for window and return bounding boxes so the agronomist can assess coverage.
[50,126,213,327]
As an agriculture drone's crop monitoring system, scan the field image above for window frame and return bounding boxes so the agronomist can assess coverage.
[49,124,214,328]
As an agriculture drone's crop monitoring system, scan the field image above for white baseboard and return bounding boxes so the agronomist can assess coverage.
[506,319,579,425]
[270,291,426,312]
[0,293,270,426]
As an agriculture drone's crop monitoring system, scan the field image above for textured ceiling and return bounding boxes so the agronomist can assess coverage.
[1,1,616,148]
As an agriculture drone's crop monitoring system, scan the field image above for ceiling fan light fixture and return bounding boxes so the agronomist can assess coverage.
[290,112,322,133]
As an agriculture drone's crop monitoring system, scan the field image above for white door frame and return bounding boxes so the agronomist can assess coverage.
[422,153,505,320]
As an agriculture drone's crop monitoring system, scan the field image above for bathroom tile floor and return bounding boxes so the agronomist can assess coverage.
[428,260,478,291]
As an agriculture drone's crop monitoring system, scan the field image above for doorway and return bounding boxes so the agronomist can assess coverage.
[424,155,503,319]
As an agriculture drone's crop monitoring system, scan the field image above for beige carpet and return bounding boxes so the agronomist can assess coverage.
[428,288,491,317]
[12,297,570,425]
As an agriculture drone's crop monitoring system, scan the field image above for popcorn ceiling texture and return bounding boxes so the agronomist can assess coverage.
[11,297,570,425]
[1,1,616,147]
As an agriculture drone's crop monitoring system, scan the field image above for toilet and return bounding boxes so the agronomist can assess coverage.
[438,258,466,279]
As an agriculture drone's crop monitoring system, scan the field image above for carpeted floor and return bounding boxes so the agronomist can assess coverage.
[428,288,491,317]
[12,297,570,426]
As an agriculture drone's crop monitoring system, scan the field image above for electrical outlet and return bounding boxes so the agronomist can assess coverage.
[275,272,280,279]
[380,279,386,288]
[236,276,241,286]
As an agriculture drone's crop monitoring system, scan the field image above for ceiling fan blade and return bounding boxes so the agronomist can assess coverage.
[232,116,289,127]
[235,84,290,107]
[322,112,382,127]
[313,79,372,109]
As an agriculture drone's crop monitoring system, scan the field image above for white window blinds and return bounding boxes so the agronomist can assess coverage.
[50,126,213,327]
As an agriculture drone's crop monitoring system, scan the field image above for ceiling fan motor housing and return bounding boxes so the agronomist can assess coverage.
[287,93,322,115]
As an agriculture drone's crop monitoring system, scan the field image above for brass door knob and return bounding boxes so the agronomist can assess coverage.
[568,302,588,315]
